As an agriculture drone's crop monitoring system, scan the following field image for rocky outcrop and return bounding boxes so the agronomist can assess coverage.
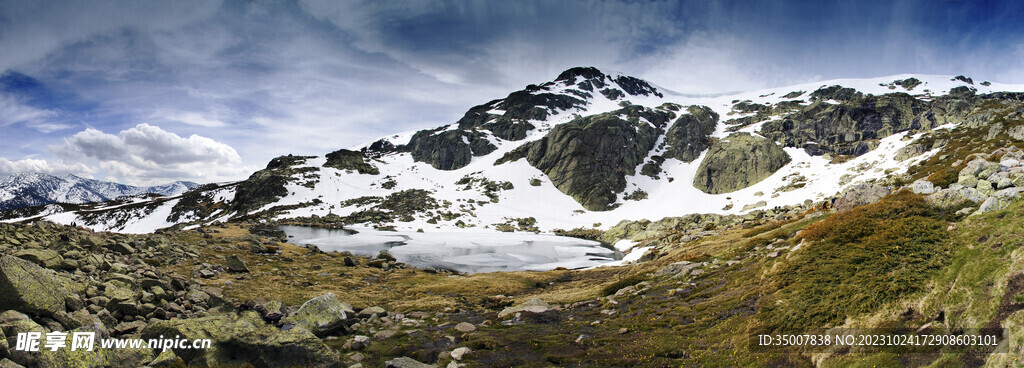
[662,105,718,162]
[923,152,1024,214]
[760,93,925,156]
[231,155,317,214]
[510,106,673,210]
[323,149,379,175]
[405,129,496,171]
[141,311,340,368]
[693,133,791,194]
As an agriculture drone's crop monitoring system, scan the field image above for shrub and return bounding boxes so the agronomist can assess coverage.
[758,192,950,332]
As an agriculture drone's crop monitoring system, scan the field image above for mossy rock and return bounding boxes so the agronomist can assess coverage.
[13,249,63,269]
[693,133,791,194]
[284,293,354,337]
[0,255,76,318]
[141,311,339,367]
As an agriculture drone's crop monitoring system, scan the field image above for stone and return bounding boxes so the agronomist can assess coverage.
[12,249,63,269]
[693,133,791,194]
[358,306,386,319]
[454,322,476,333]
[108,243,135,255]
[376,250,397,262]
[350,335,370,350]
[911,179,936,195]
[498,298,552,318]
[225,255,249,273]
[343,256,359,267]
[975,188,1021,214]
[141,311,339,368]
[385,356,436,368]
[834,183,889,212]
[0,255,76,318]
[450,347,471,361]
[285,293,354,337]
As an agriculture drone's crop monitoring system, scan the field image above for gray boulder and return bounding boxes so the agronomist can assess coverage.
[0,256,77,318]
[285,293,354,337]
[386,356,436,368]
[141,311,340,368]
[694,133,791,194]
[910,179,936,195]
[499,298,553,318]
[834,183,889,212]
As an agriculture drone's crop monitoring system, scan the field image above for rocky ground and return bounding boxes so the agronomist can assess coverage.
[4,160,1024,367]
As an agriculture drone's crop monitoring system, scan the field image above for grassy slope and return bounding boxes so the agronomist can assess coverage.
[151,189,1024,367]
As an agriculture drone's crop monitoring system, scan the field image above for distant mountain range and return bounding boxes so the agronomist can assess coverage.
[0,173,199,212]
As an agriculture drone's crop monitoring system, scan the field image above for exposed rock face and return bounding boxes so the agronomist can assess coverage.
[285,293,354,337]
[405,129,496,171]
[141,311,340,368]
[693,133,791,194]
[514,106,673,210]
[323,149,379,175]
[760,92,925,156]
[231,155,316,214]
[662,105,718,162]
[0,255,76,318]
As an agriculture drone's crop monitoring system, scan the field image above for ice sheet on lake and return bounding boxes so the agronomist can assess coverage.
[281,226,621,273]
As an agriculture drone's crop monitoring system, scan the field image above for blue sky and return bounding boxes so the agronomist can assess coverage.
[1,0,1023,185]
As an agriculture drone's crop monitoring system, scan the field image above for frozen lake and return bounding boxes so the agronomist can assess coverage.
[279,225,621,273]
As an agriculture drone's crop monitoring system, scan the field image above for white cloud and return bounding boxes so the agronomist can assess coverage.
[0,157,94,177]
[51,123,251,185]
[0,94,70,132]
[152,110,227,128]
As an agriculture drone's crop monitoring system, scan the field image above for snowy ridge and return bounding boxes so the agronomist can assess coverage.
[0,172,200,212]
[15,70,1024,235]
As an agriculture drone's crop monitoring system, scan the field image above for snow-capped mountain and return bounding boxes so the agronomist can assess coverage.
[6,67,1024,234]
[0,173,199,212]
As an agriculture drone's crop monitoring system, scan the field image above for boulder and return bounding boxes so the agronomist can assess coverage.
[376,250,397,262]
[498,298,553,318]
[454,322,476,333]
[834,183,889,212]
[655,261,701,277]
[357,306,386,319]
[285,293,354,337]
[225,255,249,273]
[141,311,340,368]
[693,133,791,194]
[910,179,936,195]
[13,249,63,270]
[0,256,76,318]
[385,357,436,368]
[450,347,471,361]
[926,186,988,208]
[975,188,1021,214]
